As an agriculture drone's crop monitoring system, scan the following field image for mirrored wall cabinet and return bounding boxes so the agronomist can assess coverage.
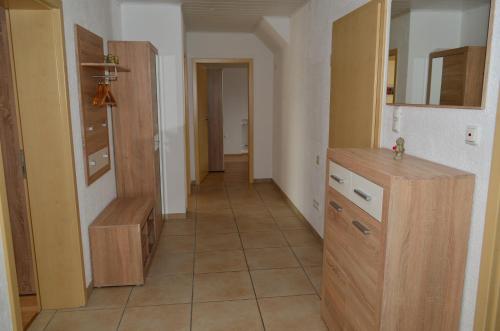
[387,0,492,108]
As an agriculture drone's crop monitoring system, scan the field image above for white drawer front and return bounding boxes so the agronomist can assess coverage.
[350,172,383,222]
[329,162,351,198]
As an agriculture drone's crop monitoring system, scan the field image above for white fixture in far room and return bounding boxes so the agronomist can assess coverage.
[465,125,480,145]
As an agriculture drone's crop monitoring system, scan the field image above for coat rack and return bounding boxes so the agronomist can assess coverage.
[75,25,130,185]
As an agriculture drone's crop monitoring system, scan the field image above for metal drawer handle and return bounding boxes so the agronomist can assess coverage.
[330,174,344,184]
[352,220,370,235]
[354,189,372,201]
[329,201,343,212]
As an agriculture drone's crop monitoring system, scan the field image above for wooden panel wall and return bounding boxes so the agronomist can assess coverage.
[0,4,36,295]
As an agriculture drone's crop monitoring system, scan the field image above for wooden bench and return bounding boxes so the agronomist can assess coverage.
[89,197,157,287]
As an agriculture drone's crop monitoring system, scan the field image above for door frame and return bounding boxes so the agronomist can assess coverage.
[0,0,86,328]
[474,89,500,331]
[193,58,254,184]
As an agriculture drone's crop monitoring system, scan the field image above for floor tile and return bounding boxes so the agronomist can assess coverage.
[192,300,263,331]
[27,310,56,331]
[148,252,194,276]
[251,268,315,298]
[282,229,320,247]
[240,231,287,249]
[45,309,122,331]
[292,245,323,267]
[119,304,190,331]
[245,247,300,270]
[195,250,247,273]
[158,235,195,253]
[85,287,132,309]
[236,217,279,233]
[258,295,327,331]
[196,233,242,251]
[268,206,296,218]
[163,220,195,236]
[128,274,192,307]
[304,266,323,295]
[196,219,238,234]
[194,271,254,302]
[196,209,234,222]
[274,216,308,229]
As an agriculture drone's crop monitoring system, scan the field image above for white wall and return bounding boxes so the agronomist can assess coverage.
[186,32,274,179]
[62,0,122,287]
[223,68,249,155]
[462,3,491,46]
[0,237,12,331]
[389,13,410,103]
[272,0,499,329]
[121,2,187,214]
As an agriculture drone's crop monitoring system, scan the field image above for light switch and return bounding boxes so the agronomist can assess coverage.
[465,126,480,145]
[392,107,401,133]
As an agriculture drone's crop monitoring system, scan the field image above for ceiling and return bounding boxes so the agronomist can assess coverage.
[392,0,491,17]
[123,0,307,32]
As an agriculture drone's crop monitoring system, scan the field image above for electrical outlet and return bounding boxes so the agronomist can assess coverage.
[313,199,320,210]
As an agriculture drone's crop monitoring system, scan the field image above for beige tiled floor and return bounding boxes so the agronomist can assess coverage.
[29,156,326,330]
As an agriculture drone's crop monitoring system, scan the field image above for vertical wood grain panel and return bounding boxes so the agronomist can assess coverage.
[196,64,209,182]
[207,68,224,172]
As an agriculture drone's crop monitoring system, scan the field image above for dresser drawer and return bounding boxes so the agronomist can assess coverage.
[350,172,384,222]
[328,161,352,198]
[328,161,384,222]
[324,189,382,318]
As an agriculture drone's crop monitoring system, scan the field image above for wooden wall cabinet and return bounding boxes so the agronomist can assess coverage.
[90,198,155,287]
[108,41,163,238]
[427,46,486,107]
[322,148,474,330]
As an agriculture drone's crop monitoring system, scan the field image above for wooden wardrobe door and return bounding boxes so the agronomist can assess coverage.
[0,4,36,295]
[196,64,209,182]
[207,68,224,172]
[329,0,384,148]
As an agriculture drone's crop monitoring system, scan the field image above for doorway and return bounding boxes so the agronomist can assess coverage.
[0,0,87,329]
[194,59,254,184]
[386,49,398,104]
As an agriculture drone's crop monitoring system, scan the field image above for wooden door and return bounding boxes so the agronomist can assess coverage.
[329,0,384,148]
[207,68,224,172]
[0,4,36,295]
[197,64,209,182]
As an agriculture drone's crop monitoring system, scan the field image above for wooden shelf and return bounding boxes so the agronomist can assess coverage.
[81,63,130,72]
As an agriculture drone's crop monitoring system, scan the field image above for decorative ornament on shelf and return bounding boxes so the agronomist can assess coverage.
[392,137,405,160]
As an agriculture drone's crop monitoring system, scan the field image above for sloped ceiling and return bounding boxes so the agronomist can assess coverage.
[120,0,306,32]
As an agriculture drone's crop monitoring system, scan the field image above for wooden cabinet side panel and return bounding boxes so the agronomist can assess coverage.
[90,226,143,287]
[381,176,474,330]
[108,42,155,198]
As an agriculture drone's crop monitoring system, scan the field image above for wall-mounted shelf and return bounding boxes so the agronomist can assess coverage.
[81,63,131,72]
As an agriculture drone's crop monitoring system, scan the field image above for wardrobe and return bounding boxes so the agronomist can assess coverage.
[108,41,163,239]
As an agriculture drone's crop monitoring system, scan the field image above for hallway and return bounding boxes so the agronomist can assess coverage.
[28,157,326,331]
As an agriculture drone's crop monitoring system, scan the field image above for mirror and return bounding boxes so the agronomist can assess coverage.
[387,0,491,108]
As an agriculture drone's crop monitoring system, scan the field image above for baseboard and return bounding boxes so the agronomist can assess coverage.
[271,180,324,243]
[253,178,273,183]
[85,280,94,302]
[163,213,187,220]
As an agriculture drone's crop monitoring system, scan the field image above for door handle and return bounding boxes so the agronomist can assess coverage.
[353,189,372,201]
[330,174,344,184]
[329,201,343,212]
[352,220,370,235]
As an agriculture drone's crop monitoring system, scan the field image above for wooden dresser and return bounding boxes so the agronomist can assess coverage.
[108,41,163,240]
[90,198,156,287]
[322,148,474,331]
